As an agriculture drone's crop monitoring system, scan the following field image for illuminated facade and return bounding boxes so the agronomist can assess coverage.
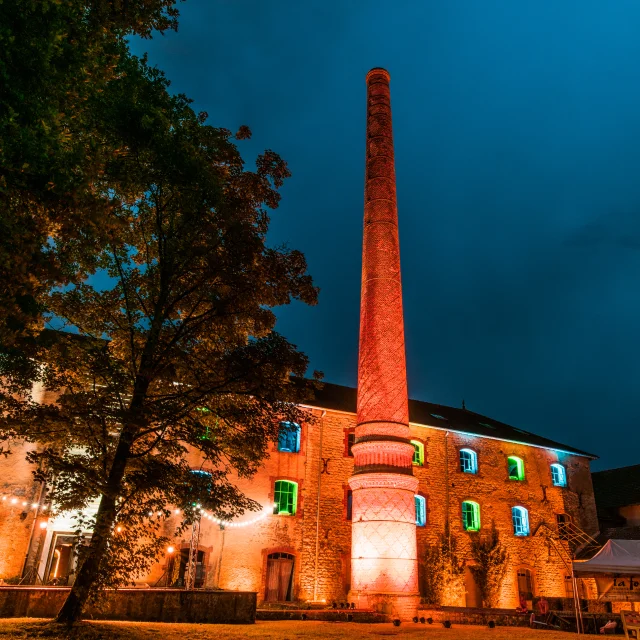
[0,70,601,616]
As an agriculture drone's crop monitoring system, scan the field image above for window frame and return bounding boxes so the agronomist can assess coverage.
[415,494,427,527]
[461,500,481,532]
[512,506,530,536]
[277,422,301,454]
[550,463,567,487]
[459,448,478,474]
[344,428,356,457]
[411,440,425,466]
[273,480,299,516]
[507,456,525,481]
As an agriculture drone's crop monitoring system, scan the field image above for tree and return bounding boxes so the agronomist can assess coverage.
[421,528,466,606]
[0,50,320,623]
[469,521,509,608]
[0,0,182,345]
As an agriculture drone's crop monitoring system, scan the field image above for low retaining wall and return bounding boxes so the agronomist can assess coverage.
[418,606,530,627]
[0,587,256,624]
[256,609,388,623]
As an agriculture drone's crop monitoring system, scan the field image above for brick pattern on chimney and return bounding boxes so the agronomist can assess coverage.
[349,68,420,617]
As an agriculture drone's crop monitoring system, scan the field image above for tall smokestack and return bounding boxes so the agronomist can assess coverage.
[348,68,419,619]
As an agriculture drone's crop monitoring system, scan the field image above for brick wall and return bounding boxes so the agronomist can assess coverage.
[1,404,599,610]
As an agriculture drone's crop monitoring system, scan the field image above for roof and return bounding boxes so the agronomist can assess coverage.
[592,464,640,511]
[307,381,597,458]
[573,539,640,575]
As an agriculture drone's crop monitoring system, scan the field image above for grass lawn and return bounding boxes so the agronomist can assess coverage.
[0,618,581,639]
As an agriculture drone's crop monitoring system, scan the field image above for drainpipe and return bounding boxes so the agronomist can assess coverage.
[216,525,225,588]
[312,410,326,602]
[445,431,450,545]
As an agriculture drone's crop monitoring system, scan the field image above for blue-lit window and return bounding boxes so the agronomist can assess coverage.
[277,422,301,453]
[512,506,530,536]
[460,448,478,474]
[550,463,567,487]
[415,495,426,527]
[462,501,480,531]
[346,490,353,521]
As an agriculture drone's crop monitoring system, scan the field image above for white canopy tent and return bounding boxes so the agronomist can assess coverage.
[573,540,640,576]
[573,540,640,602]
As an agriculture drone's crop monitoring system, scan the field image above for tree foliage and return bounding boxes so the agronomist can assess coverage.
[0,2,320,624]
[0,0,181,343]
[469,521,509,608]
[421,528,466,606]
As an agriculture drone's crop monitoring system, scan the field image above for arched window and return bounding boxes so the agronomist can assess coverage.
[411,440,424,466]
[462,501,480,531]
[512,506,530,536]
[277,422,301,453]
[507,456,525,481]
[415,495,426,526]
[550,463,567,487]
[273,480,298,516]
[460,448,478,474]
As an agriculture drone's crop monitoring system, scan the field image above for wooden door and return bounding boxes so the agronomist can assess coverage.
[265,553,294,602]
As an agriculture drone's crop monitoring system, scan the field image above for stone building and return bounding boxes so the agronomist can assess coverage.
[592,464,640,541]
[0,68,601,615]
[1,382,599,609]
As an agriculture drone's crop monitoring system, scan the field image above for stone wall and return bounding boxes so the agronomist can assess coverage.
[4,405,600,611]
[0,587,256,623]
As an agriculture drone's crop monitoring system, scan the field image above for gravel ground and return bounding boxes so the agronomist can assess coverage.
[0,618,581,639]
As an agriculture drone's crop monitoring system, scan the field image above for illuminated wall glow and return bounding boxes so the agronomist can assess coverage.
[349,68,419,619]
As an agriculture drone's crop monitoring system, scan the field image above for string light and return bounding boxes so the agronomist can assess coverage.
[1,493,276,531]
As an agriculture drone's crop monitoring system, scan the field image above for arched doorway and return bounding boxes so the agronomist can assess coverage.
[265,552,295,602]
[517,567,535,608]
[464,566,482,607]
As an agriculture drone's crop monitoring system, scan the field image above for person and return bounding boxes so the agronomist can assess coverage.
[538,597,549,615]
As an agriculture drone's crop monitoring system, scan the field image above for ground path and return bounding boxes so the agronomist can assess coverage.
[0,618,581,639]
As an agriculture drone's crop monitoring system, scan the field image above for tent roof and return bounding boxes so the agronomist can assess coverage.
[573,540,640,575]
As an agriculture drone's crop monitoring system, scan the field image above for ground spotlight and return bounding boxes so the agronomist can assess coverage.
[488,620,496,629]
[412,616,419,623]
[443,620,452,628]
[419,617,426,624]
[392,619,401,627]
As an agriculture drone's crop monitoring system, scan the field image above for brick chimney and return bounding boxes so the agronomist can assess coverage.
[348,68,420,619]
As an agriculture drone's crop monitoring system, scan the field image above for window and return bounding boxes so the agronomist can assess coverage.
[512,506,530,536]
[507,456,525,481]
[346,490,353,521]
[273,480,298,516]
[277,422,301,453]
[431,413,446,421]
[556,513,571,540]
[411,440,424,466]
[415,495,426,526]
[460,448,478,474]
[550,463,567,487]
[345,429,356,457]
[462,501,480,531]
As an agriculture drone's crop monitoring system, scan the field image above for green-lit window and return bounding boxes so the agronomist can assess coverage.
[273,480,298,516]
[462,501,480,531]
[508,456,525,481]
[411,440,424,466]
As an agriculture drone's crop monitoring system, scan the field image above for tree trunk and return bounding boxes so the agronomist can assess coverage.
[55,426,135,624]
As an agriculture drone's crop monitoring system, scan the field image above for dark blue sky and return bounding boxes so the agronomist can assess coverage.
[130,1,640,471]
